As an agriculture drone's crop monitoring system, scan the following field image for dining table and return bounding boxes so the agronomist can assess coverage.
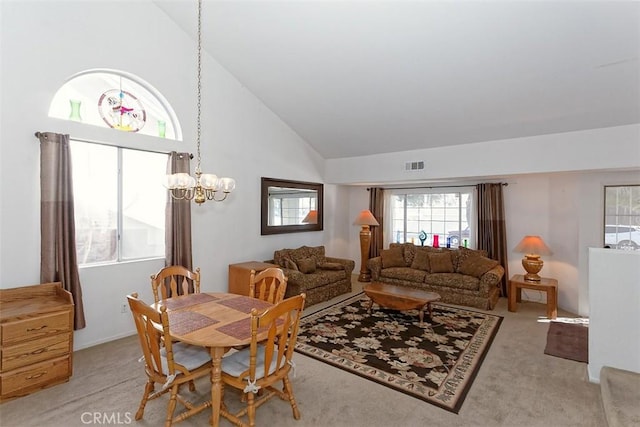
[154,292,274,427]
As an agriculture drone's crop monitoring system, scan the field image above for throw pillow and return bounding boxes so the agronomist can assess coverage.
[410,250,431,272]
[455,246,488,271]
[318,262,344,271]
[457,256,499,278]
[297,257,316,274]
[428,252,454,273]
[381,246,405,268]
[284,258,299,271]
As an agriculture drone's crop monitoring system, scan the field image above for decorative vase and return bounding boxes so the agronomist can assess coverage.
[433,234,440,248]
[69,99,82,121]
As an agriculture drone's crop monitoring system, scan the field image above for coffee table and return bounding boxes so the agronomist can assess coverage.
[363,282,441,325]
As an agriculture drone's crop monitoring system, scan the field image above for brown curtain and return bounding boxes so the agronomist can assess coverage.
[369,187,384,258]
[165,152,193,293]
[477,183,509,297]
[37,132,86,330]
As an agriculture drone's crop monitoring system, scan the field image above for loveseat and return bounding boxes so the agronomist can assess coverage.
[367,243,504,310]
[267,245,355,307]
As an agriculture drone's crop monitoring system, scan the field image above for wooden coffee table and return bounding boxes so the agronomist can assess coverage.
[363,282,441,325]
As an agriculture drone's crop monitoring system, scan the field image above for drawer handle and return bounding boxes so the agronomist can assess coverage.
[32,348,47,355]
[26,325,47,332]
[26,371,47,380]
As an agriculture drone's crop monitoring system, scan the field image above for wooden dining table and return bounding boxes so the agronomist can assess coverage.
[154,292,274,427]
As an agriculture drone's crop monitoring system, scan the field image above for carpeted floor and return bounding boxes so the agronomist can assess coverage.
[0,285,608,427]
[295,293,502,413]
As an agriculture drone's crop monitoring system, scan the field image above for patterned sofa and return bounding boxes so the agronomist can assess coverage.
[367,243,504,310]
[267,245,355,307]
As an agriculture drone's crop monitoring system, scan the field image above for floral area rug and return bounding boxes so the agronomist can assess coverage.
[295,293,502,413]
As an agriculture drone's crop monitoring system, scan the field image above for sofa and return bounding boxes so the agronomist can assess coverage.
[367,243,505,310]
[267,245,355,307]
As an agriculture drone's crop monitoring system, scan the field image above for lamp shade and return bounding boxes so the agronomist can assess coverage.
[354,209,379,226]
[513,235,552,256]
[301,210,317,224]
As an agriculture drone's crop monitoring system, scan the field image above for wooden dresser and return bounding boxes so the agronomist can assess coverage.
[228,261,279,296]
[0,282,74,402]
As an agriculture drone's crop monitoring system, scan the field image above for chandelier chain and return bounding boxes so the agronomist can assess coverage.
[196,0,202,174]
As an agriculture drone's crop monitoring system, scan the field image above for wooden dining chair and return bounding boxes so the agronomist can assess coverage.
[220,293,306,427]
[249,267,288,304]
[151,265,201,303]
[127,293,212,427]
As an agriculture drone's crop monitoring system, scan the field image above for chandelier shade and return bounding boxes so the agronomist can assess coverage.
[166,0,235,205]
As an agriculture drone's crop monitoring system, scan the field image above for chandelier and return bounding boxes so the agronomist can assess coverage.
[166,0,235,205]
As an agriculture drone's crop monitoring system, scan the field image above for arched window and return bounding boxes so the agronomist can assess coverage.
[49,69,182,140]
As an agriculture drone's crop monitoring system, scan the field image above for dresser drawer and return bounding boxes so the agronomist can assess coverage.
[1,311,71,346]
[1,355,71,399]
[1,333,71,371]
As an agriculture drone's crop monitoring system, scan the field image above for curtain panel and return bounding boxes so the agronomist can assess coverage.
[368,188,384,258]
[165,152,194,293]
[37,132,86,330]
[477,183,509,296]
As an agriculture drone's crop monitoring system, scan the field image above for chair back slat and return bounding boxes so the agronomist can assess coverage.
[249,268,288,304]
[150,265,201,303]
[249,294,305,382]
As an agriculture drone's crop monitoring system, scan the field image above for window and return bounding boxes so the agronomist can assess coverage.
[386,188,475,248]
[71,141,167,265]
[49,69,182,140]
[604,185,640,250]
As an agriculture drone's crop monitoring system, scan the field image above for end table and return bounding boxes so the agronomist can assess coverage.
[228,261,279,296]
[508,274,558,319]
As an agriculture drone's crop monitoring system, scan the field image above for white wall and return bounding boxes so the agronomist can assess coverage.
[1,1,638,351]
[0,1,348,350]
[588,248,640,382]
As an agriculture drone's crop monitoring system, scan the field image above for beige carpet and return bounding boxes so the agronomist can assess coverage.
[0,286,607,427]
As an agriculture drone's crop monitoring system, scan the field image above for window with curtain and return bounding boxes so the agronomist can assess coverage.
[604,185,640,250]
[386,187,476,248]
[71,141,167,265]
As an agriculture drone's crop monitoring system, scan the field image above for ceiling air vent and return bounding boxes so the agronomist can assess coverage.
[404,161,425,171]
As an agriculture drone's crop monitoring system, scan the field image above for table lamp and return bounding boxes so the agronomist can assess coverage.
[301,210,317,224]
[354,209,380,282]
[513,235,552,282]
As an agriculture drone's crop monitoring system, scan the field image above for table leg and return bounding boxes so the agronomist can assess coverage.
[508,282,517,312]
[419,307,424,325]
[367,298,373,313]
[209,346,225,427]
[547,286,558,319]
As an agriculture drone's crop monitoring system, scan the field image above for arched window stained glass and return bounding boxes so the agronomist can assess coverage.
[49,69,182,141]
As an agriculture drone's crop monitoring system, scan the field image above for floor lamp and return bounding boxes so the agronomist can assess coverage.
[354,209,380,282]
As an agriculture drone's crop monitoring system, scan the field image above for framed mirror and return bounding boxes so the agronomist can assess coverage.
[261,177,323,235]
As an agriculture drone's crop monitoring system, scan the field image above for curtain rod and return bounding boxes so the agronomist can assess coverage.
[369,183,508,190]
[34,132,193,159]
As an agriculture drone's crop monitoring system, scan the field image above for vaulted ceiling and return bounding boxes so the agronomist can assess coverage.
[157,1,640,159]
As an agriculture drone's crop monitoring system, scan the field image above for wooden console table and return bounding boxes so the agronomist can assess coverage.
[508,274,558,319]
[228,261,279,296]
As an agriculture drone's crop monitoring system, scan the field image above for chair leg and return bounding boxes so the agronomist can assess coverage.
[165,385,179,427]
[135,379,155,420]
[247,391,257,427]
[188,379,196,392]
[282,376,301,420]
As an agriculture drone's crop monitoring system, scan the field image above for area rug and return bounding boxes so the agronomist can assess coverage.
[295,293,502,413]
[544,320,588,363]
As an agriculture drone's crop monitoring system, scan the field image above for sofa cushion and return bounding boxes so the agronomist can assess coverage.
[283,257,299,271]
[410,250,431,272]
[380,267,428,283]
[290,270,346,290]
[297,257,317,274]
[318,262,344,271]
[454,247,488,271]
[381,246,405,268]
[428,252,454,273]
[425,273,480,291]
[457,256,499,278]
